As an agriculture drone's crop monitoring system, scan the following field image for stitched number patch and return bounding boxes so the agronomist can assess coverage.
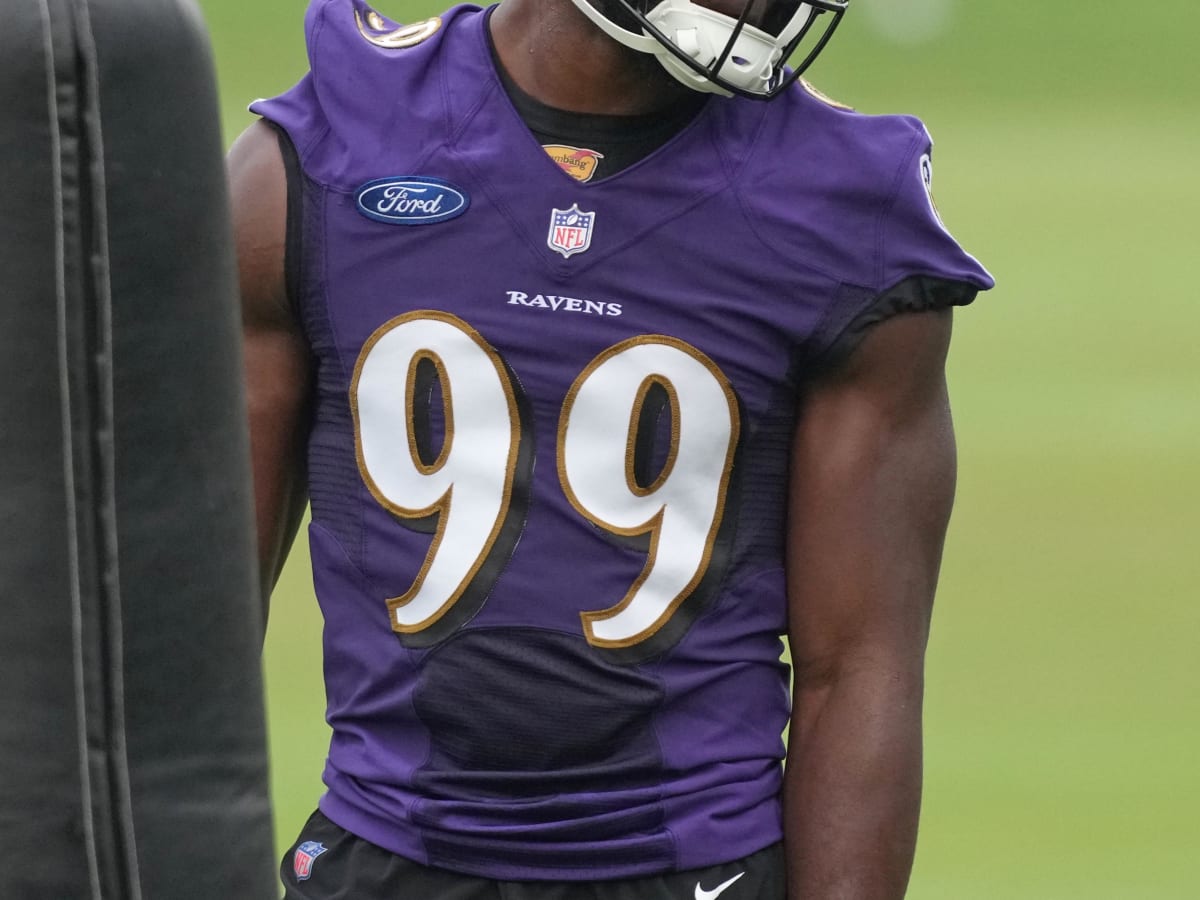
[352,312,525,641]
[351,312,740,654]
[559,337,738,648]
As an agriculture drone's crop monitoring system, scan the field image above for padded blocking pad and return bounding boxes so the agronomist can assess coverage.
[0,1,275,897]
[0,6,92,897]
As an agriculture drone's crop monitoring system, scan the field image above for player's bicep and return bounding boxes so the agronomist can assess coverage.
[227,120,312,602]
[785,308,955,684]
[228,119,292,328]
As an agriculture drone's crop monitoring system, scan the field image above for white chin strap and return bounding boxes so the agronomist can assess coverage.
[571,0,813,97]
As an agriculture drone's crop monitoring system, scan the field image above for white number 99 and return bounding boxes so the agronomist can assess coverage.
[352,316,739,653]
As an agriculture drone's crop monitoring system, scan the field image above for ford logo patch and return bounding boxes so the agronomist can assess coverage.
[355,176,469,225]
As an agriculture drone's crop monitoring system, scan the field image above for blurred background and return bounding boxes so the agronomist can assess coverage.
[197,0,1199,895]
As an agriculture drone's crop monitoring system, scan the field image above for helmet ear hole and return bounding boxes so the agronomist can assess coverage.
[676,28,703,60]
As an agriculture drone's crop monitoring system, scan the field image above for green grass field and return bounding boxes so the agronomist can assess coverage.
[199,1,1200,894]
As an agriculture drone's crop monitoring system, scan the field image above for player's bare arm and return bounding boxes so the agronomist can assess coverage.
[227,120,312,611]
[784,308,956,899]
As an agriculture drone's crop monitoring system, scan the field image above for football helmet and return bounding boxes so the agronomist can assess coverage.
[571,0,848,99]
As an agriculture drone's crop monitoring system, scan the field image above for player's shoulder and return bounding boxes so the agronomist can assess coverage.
[723,78,937,239]
[302,0,483,84]
[304,0,473,52]
[255,1,487,189]
[717,81,988,292]
[774,79,933,187]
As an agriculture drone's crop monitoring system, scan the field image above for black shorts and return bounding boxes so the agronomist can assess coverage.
[281,809,785,899]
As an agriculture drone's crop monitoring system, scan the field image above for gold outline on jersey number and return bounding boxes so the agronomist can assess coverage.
[557,334,740,650]
[350,310,521,637]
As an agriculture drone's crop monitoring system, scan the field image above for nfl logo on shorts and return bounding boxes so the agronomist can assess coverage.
[293,840,328,881]
[547,203,595,258]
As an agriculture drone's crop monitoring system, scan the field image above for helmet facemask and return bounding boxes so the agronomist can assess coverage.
[573,0,848,100]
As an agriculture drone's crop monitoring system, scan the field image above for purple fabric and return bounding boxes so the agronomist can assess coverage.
[251,0,993,880]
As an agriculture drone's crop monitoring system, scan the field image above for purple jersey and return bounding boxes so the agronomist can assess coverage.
[252,0,993,880]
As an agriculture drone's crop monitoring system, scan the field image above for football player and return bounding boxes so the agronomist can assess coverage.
[228,0,993,896]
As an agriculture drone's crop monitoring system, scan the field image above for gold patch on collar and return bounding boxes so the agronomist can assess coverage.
[355,8,442,49]
[544,145,605,183]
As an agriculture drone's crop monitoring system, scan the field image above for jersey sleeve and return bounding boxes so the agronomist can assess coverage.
[878,123,993,294]
[247,0,456,192]
[815,120,995,368]
[249,72,325,164]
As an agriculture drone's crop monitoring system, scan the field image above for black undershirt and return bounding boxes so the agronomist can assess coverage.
[487,32,708,181]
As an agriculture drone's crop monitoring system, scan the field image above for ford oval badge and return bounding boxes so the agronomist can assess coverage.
[355,176,470,225]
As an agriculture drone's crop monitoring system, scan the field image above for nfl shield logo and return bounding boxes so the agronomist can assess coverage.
[547,203,596,258]
[293,840,327,881]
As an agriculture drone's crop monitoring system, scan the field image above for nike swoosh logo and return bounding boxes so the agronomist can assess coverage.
[695,871,745,900]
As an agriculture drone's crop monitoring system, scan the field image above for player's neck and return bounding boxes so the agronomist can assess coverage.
[489,0,696,116]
